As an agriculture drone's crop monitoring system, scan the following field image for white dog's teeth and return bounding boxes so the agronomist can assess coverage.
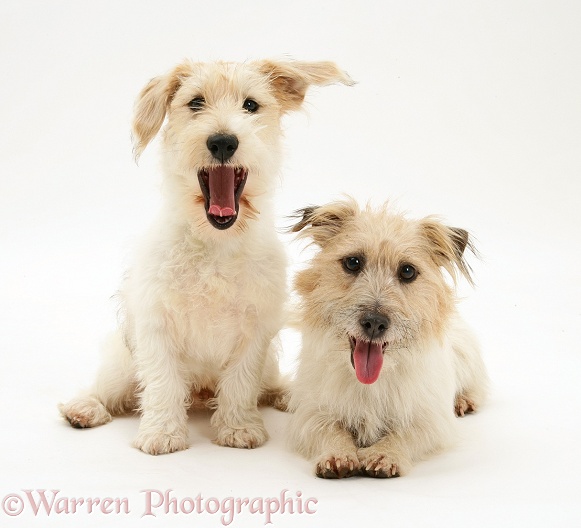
[326,461,331,470]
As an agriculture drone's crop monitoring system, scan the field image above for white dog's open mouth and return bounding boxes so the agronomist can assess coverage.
[349,336,387,385]
[198,166,248,230]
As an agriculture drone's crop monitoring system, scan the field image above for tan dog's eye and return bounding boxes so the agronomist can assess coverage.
[243,99,259,113]
[188,97,205,112]
[399,264,418,283]
[342,256,363,274]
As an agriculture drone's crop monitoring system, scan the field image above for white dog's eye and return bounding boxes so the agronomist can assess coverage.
[243,99,259,113]
[188,97,205,112]
[342,256,363,274]
[399,264,418,283]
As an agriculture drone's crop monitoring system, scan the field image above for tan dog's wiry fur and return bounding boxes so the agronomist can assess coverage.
[59,59,352,455]
[288,199,488,478]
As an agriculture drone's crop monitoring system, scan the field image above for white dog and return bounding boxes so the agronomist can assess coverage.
[60,59,352,455]
[288,199,488,477]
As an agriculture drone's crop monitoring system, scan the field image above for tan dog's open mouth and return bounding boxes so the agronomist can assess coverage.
[198,166,248,230]
[349,336,386,384]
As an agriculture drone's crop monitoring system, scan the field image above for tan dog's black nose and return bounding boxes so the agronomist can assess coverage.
[360,312,389,340]
[207,134,238,163]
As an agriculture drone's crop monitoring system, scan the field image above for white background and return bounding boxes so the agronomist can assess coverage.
[1,1,580,526]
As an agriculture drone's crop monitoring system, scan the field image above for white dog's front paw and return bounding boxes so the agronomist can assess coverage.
[215,423,268,449]
[315,452,360,479]
[134,430,189,455]
[357,447,403,478]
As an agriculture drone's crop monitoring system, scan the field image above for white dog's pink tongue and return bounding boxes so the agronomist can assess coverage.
[208,166,236,217]
[353,340,383,384]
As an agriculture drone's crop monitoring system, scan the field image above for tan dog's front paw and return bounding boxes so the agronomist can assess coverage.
[358,448,401,478]
[134,431,189,455]
[215,424,268,449]
[315,453,359,479]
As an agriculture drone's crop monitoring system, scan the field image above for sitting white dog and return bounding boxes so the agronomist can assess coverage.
[60,59,352,455]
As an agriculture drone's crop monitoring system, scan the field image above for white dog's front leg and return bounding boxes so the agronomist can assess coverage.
[211,309,272,449]
[133,318,190,455]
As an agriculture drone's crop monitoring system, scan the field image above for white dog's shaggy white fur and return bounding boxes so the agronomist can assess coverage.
[288,199,488,478]
[59,59,352,455]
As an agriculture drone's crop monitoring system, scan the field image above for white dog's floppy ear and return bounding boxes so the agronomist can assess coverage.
[421,219,476,285]
[132,62,192,159]
[258,60,354,113]
[290,199,359,246]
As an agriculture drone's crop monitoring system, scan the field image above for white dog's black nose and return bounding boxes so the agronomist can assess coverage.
[207,134,239,163]
[360,312,389,339]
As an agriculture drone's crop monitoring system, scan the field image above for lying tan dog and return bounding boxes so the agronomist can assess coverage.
[288,199,488,478]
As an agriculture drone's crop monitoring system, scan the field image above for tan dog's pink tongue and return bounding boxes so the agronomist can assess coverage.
[208,166,236,217]
[353,340,383,384]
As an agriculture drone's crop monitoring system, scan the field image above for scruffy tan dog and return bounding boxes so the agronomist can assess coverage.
[59,59,352,455]
[288,199,488,478]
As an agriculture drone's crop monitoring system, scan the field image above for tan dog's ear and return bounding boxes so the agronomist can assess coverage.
[258,60,354,113]
[421,219,476,285]
[290,199,358,246]
[132,62,193,159]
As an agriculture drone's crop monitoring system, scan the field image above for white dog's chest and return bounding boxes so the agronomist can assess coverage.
[176,247,285,361]
[128,228,286,379]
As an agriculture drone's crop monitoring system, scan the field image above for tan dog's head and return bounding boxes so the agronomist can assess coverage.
[291,198,475,384]
[132,59,353,236]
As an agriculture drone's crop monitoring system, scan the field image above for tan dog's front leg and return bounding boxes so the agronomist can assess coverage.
[312,422,359,479]
[357,419,448,478]
[357,437,407,478]
[211,309,272,449]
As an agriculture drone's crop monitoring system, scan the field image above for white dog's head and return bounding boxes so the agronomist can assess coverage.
[291,199,475,385]
[132,59,352,236]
